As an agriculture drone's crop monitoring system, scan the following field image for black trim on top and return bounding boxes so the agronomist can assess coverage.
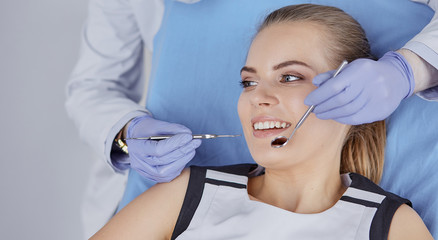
[171,166,207,240]
[349,173,388,196]
[369,193,411,240]
[208,164,258,176]
[205,178,247,189]
[340,196,381,208]
[346,173,412,240]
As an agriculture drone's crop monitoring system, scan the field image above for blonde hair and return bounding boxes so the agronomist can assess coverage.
[259,4,385,183]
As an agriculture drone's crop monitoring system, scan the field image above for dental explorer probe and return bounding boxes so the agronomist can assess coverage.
[126,134,241,140]
[270,60,348,148]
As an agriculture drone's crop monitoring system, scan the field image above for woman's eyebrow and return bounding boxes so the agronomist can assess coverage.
[240,66,256,74]
[273,60,311,70]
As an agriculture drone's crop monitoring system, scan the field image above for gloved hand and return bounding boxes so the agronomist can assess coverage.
[125,115,202,182]
[304,51,415,125]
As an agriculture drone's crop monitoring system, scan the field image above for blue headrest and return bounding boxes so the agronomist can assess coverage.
[381,96,438,235]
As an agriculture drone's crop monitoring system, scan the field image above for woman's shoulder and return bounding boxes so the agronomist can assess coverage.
[90,169,191,240]
[388,204,433,239]
[346,173,432,239]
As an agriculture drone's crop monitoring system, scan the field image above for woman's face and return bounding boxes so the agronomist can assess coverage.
[238,22,349,170]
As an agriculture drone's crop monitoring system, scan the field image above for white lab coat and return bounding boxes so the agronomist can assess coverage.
[66,0,438,238]
[405,0,438,99]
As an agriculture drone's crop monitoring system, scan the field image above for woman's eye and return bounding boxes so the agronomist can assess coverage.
[240,80,257,88]
[280,74,301,83]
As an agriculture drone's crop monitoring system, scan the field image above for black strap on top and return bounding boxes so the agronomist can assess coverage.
[369,191,411,240]
[344,173,412,240]
[171,166,206,240]
[170,164,257,239]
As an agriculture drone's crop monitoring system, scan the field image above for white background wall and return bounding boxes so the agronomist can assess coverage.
[0,0,94,239]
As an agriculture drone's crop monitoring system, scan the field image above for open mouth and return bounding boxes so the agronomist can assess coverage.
[252,120,292,138]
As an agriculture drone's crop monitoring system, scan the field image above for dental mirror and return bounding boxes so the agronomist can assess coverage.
[270,60,348,148]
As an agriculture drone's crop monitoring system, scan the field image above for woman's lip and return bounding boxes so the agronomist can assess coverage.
[253,126,291,139]
[250,116,291,126]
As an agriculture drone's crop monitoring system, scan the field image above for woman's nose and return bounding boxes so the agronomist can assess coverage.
[250,84,279,107]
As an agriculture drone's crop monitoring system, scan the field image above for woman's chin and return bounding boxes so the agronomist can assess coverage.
[249,146,302,169]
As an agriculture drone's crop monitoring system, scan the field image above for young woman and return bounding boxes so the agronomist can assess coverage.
[91,4,433,240]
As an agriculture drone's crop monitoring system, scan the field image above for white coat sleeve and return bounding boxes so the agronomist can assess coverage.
[404,0,438,100]
[65,0,160,172]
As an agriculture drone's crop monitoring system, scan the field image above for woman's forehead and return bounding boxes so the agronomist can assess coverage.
[246,22,331,73]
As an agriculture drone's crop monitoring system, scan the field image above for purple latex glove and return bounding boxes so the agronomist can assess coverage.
[304,51,415,125]
[125,115,201,182]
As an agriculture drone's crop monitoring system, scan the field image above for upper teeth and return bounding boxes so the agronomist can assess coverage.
[254,121,290,130]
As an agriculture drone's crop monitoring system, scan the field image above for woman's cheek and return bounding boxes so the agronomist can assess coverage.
[284,90,309,113]
[237,94,251,136]
[237,95,246,124]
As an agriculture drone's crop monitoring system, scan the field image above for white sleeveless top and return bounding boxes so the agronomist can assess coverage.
[171,164,410,240]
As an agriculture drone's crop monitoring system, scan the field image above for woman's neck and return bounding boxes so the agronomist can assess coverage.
[248,158,347,214]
